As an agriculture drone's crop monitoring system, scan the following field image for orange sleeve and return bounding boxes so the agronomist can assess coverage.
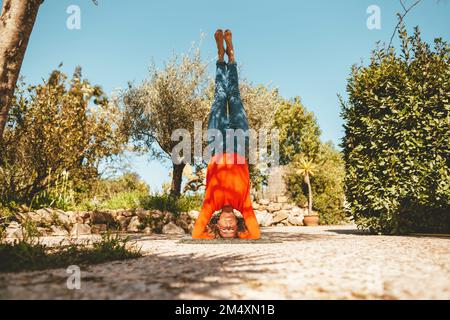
[191,188,215,239]
[238,187,261,240]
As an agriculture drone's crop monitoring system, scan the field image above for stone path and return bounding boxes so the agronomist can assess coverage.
[1,225,449,299]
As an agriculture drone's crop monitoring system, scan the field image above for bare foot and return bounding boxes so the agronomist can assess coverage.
[214,29,225,62]
[224,29,235,63]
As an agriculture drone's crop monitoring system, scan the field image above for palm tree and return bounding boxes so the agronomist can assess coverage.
[296,156,316,215]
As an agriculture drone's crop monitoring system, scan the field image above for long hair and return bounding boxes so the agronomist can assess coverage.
[206,211,247,239]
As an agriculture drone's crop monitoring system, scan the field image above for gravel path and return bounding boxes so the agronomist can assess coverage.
[1,225,449,300]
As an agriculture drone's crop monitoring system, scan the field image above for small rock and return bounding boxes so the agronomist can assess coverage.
[70,223,91,236]
[282,203,293,210]
[116,216,131,231]
[51,225,68,236]
[37,227,51,236]
[178,212,191,221]
[267,203,282,213]
[5,222,22,239]
[91,224,107,234]
[151,210,164,219]
[127,216,141,232]
[291,206,302,216]
[80,211,91,220]
[162,222,185,235]
[277,196,288,203]
[288,216,304,226]
[90,211,113,224]
[176,216,191,232]
[135,208,150,219]
[143,227,153,234]
[36,208,54,224]
[7,221,21,229]
[18,204,30,212]
[258,199,270,206]
[54,210,71,226]
[256,211,273,227]
[273,210,289,223]
[188,210,199,220]
[121,210,134,217]
[109,210,123,220]
[255,209,269,215]
[14,212,27,222]
[163,211,174,221]
[16,211,40,223]
[66,211,83,224]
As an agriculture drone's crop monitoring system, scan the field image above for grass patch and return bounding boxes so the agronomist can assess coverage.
[97,190,147,210]
[0,230,142,273]
[141,193,203,214]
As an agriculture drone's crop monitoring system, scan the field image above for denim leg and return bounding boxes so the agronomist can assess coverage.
[226,62,249,156]
[207,61,229,156]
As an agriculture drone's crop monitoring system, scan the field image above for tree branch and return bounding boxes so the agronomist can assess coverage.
[388,0,423,49]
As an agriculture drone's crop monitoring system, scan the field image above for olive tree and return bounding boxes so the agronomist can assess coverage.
[121,49,210,197]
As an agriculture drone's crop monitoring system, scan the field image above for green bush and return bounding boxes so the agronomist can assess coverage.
[97,190,148,210]
[81,172,150,210]
[0,68,125,206]
[92,172,149,200]
[340,24,450,234]
[284,142,346,225]
[140,193,203,215]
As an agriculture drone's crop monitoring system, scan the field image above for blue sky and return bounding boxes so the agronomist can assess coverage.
[8,0,450,191]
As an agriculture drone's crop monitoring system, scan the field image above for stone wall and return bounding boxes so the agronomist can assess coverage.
[253,196,307,227]
[5,208,196,239]
[3,197,308,239]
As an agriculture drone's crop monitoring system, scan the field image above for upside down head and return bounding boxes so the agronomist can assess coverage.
[217,205,238,238]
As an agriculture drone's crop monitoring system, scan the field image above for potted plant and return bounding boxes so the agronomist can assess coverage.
[303,212,319,226]
[296,157,319,226]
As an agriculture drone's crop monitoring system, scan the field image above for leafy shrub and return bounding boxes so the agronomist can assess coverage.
[97,190,147,210]
[0,68,125,206]
[29,170,75,211]
[340,24,450,234]
[79,172,150,210]
[141,193,203,215]
[285,142,346,224]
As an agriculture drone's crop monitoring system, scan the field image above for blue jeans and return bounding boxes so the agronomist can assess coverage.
[207,61,249,157]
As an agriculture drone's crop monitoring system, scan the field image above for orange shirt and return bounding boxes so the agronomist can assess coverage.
[192,153,260,239]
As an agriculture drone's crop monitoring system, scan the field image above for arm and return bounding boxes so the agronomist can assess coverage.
[191,191,215,239]
[238,188,261,240]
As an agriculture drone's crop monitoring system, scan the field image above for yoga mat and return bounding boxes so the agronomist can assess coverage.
[178,236,282,244]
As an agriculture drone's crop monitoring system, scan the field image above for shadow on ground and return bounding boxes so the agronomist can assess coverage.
[0,247,281,299]
[324,228,371,236]
[127,229,331,244]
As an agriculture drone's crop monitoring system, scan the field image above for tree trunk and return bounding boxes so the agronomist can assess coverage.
[170,163,185,197]
[305,173,313,214]
[0,0,42,140]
